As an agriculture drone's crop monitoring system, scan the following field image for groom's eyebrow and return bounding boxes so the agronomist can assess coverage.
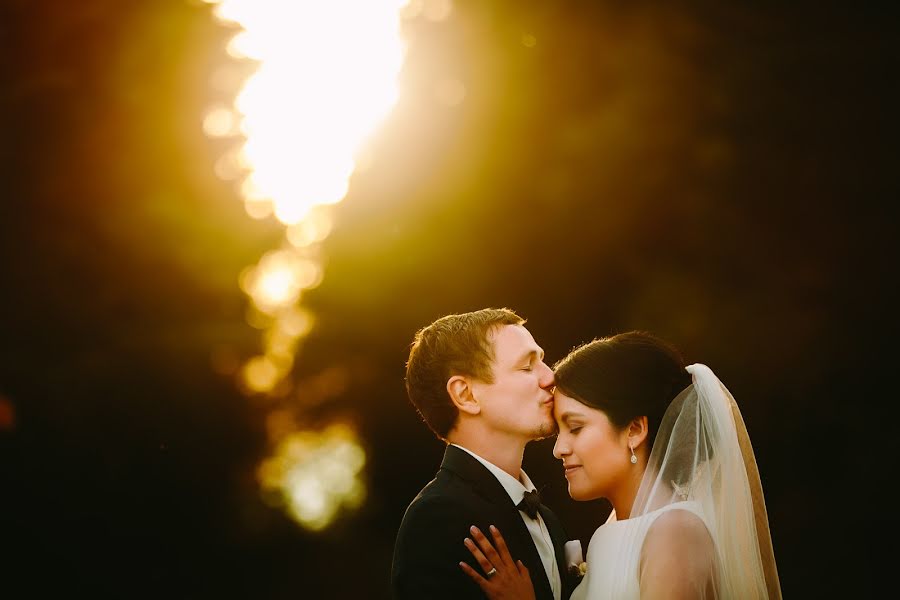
[517,349,541,364]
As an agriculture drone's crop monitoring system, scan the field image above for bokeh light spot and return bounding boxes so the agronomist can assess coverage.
[241,355,282,393]
[257,423,367,531]
[0,394,16,431]
[202,105,238,137]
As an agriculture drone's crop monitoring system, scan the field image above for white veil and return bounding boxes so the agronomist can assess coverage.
[621,363,782,599]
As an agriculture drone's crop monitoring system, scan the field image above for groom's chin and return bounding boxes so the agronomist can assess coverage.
[531,420,557,441]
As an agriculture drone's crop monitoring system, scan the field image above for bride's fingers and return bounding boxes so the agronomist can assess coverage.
[488,525,517,569]
[459,561,488,591]
[516,559,530,577]
[463,536,495,576]
[470,526,505,568]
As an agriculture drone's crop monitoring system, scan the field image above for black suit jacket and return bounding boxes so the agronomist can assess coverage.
[391,445,575,599]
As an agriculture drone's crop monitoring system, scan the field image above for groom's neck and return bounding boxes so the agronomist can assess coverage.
[447,429,526,480]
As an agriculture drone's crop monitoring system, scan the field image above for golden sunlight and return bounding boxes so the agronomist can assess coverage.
[204,0,411,531]
[286,207,333,248]
[211,0,410,225]
[257,423,367,531]
[239,249,323,315]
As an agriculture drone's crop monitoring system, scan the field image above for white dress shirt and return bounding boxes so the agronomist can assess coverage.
[452,444,562,600]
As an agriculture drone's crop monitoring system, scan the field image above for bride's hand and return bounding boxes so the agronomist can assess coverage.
[459,525,536,600]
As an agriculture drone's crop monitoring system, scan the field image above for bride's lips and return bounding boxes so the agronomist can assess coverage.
[563,464,581,477]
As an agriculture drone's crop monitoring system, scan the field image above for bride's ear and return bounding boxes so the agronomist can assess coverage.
[627,416,649,450]
[447,375,480,416]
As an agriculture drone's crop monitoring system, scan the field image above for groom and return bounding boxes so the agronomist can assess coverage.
[391,308,574,600]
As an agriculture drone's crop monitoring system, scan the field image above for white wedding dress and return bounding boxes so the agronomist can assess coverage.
[570,501,710,600]
[570,364,781,599]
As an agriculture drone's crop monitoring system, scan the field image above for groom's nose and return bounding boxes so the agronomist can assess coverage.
[538,362,554,389]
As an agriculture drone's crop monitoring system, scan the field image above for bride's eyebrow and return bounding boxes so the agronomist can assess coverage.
[558,412,584,424]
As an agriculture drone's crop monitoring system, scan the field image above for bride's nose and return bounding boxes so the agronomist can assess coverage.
[553,434,569,460]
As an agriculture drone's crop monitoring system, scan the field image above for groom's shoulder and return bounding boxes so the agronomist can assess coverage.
[400,470,483,523]
[395,483,483,553]
[406,470,472,508]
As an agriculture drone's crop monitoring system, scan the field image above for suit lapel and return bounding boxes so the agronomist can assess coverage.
[538,503,571,598]
[494,508,555,600]
[439,446,556,600]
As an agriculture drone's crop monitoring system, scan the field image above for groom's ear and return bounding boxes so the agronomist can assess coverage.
[447,375,480,416]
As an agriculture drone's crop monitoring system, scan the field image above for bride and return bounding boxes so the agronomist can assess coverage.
[460,331,782,599]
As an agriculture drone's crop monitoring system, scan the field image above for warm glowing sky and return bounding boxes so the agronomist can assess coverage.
[1,1,894,597]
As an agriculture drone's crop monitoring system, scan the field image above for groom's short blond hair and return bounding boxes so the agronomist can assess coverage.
[405,308,524,439]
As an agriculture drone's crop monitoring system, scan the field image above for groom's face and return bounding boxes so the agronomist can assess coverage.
[469,324,556,440]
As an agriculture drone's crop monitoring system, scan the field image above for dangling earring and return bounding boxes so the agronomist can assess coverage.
[629,445,637,464]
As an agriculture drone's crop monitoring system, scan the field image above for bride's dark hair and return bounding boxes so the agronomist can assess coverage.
[552,331,692,450]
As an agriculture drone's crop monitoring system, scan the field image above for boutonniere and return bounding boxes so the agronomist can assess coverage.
[564,540,587,578]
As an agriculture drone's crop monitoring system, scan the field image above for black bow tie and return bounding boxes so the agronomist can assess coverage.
[517,489,542,519]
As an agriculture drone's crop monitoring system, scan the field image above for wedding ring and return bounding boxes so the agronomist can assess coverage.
[485,567,498,579]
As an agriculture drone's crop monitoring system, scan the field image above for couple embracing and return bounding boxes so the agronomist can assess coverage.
[391,308,781,599]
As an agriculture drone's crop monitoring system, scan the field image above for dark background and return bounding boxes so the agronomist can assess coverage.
[1,0,896,597]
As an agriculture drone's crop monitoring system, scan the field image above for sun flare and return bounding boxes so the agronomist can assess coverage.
[204,0,411,531]
[209,0,409,225]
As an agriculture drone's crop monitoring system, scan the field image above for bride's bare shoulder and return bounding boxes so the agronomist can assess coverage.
[646,507,713,550]
[639,508,718,597]
[641,508,716,570]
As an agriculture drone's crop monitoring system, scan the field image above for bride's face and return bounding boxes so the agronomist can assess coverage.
[552,390,632,501]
